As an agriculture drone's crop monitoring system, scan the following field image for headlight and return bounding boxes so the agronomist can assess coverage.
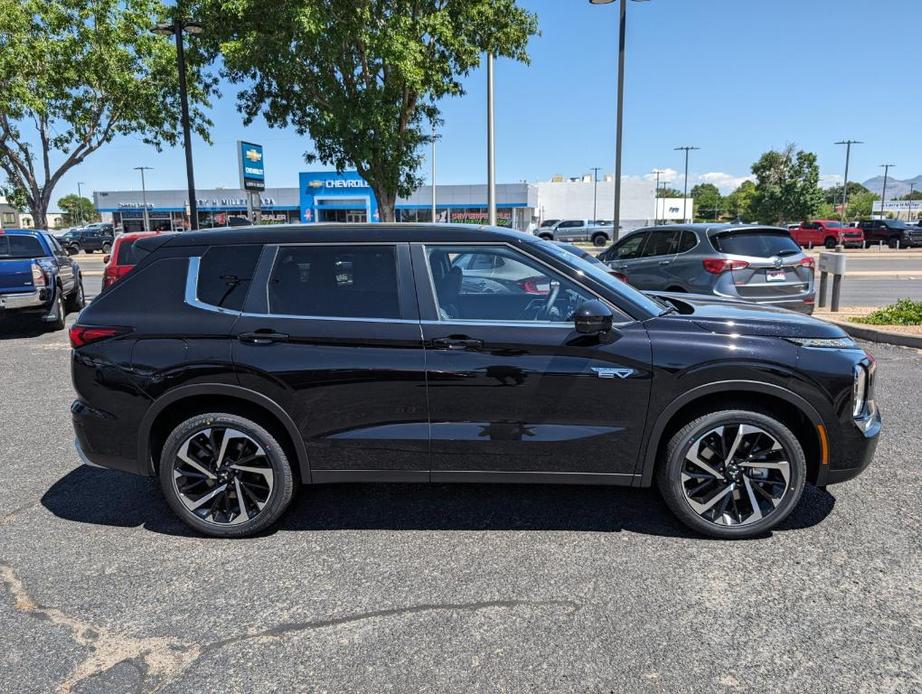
[853,364,868,418]
[785,336,857,349]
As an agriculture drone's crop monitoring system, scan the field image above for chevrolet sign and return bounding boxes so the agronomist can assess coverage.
[307,178,370,190]
[238,141,265,192]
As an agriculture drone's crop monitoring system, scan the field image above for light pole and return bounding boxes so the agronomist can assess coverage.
[590,167,602,222]
[134,167,153,230]
[651,169,665,223]
[590,0,651,237]
[880,163,895,219]
[675,145,700,222]
[908,182,916,223]
[834,140,862,221]
[153,17,202,230]
[76,182,86,225]
[486,52,496,226]
[431,125,437,222]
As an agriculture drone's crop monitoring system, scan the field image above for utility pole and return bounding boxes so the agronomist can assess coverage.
[908,182,916,223]
[76,182,86,225]
[486,52,496,226]
[880,163,895,219]
[134,166,153,230]
[834,140,862,221]
[675,146,700,222]
[651,169,665,223]
[590,167,602,222]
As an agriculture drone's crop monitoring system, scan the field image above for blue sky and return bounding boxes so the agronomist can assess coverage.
[48,0,922,203]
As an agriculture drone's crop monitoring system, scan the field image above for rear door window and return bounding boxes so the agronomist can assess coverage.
[197,244,262,311]
[710,230,801,257]
[640,229,681,257]
[268,245,400,319]
[0,234,45,259]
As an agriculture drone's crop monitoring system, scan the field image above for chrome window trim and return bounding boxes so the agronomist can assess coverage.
[185,256,241,316]
[420,241,631,326]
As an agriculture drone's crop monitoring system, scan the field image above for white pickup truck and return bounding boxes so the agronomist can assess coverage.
[534,219,615,246]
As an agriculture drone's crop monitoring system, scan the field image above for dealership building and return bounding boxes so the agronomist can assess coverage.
[94,170,688,233]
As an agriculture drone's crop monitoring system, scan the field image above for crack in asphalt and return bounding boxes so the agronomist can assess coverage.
[1,559,580,692]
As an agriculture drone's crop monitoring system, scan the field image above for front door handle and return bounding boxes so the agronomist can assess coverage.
[238,330,289,345]
[432,336,483,351]
[658,259,672,265]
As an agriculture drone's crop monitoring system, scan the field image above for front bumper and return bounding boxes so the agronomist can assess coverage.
[0,288,50,312]
[821,406,881,485]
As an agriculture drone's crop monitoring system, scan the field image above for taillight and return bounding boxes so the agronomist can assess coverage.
[799,256,815,270]
[610,271,628,283]
[703,258,749,274]
[31,262,47,287]
[518,276,550,294]
[68,325,130,348]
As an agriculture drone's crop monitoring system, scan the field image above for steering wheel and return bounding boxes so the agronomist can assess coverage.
[541,280,561,320]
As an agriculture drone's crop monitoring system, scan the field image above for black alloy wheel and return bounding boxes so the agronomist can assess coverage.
[656,410,806,538]
[159,413,295,537]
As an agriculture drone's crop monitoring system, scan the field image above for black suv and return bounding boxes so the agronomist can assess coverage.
[858,219,922,248]
[70,225,880,538]
[60,225,115,254]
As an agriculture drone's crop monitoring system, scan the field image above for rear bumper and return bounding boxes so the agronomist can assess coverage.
[72,399,143,475]
[0,288,50,312]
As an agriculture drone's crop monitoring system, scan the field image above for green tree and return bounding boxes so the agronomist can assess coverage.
[725,180,757,222]
[57,195,98,226]
[0,0,217,228]
[657,187,684,198]
[750,144,823,224]
[848,191,879,220]
[823,181,870,206]
[197,0,538,221]
[896,191,922,201]
[691,183,722,221]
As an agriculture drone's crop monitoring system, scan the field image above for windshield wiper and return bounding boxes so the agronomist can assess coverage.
[776,249,800,257]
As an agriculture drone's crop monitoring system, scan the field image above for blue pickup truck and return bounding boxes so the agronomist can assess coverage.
[0,229,85,330]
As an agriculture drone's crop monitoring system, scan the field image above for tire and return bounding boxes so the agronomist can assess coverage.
[67,244,81,255]
[888,237,899,249]
[655,409,806,539]
[66,278,85,313]
[159,413,296,538]
[45,287,66,331]
[101,242,112,254]
[824,236,836,249]
[538,233,553,241]
[591,234,608,247]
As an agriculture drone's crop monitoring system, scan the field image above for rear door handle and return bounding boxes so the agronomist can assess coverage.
[238,330,289,345]
[658,259,672,265]
[432,337,483,351]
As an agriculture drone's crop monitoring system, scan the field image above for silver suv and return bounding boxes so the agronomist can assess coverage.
[597,224,816,314]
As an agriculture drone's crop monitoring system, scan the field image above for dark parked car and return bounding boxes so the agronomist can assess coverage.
[61,225,115,254]
[0,229,85,329]
[71,224,879,539]
[857,219,922,248]
[598,224,816,314]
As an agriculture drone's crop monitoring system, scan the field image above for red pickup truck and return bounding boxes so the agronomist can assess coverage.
[789,220,864,249]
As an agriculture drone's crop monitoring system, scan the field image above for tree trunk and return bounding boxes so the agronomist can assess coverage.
[29,193,48,229]
[374,187,397,222]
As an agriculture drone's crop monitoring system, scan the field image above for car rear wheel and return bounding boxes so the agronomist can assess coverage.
[66,278,85,313]
[101,242,112,254]
[824,236,836,249]
[159,413,295,538]
[656,409,806,539]
[538,233,553,241]
[591,234,608,247]
[888,237,899,249]
[45,287,66,330]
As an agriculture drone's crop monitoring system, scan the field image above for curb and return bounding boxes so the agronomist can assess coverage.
[823,318,922,349]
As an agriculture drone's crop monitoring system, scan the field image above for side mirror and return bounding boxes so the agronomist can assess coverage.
[574,299,614,335]
[102,254,111,264]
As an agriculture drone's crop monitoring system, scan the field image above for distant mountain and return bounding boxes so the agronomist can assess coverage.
[862,175,921,199]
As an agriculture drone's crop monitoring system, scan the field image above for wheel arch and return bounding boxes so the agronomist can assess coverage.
[138,384,311,483]
[637,380,826,488]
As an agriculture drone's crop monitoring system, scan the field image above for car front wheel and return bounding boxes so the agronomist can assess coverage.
[656,409,806,539]
[159,413,296,538]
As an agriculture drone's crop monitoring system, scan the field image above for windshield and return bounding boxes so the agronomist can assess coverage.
[535,238,666,316]
[0,234,44,260]
[710,229,801,257]
[886,220,910,229]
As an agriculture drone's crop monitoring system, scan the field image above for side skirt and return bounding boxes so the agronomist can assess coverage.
[309,470,638,487]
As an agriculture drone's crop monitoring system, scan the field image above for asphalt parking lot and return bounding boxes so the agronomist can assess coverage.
[0,307,920,693]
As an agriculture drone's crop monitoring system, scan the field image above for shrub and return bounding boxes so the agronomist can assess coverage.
[851,298,922,326]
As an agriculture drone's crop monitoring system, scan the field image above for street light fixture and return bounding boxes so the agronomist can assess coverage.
[486,52,496,226]
[590,167,602,223]
[674,146,700,222]
[880,163,895,219]
[590,0,651,238]
[153,18,202,230]
[134,166,153,231]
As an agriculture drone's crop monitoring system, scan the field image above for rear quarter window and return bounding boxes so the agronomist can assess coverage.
[197,245,262,311]
[710,230,800,257]
[0,234,45,259]
[116,239,153,266]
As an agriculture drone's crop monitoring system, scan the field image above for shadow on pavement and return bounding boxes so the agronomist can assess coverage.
[0,319,54,340]
[41,465,836,540]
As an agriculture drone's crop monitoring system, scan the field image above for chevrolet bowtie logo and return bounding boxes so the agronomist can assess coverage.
[307,180,324,189]
[245,149,262,163]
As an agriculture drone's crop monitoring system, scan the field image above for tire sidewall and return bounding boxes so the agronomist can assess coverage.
[657,409,806,539]
[159,413,295,538]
